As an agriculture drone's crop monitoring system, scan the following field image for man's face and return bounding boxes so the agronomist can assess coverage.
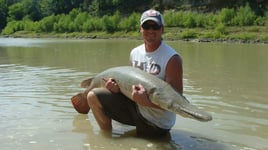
[140,20,163,44]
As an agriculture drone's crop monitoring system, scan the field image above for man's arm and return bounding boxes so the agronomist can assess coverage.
[165,55,183,95]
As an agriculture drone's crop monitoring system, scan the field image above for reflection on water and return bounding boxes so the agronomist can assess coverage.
[0,64,89,149]
[72,114,228,150]
[174,42,268,150]
[0,38,267,150]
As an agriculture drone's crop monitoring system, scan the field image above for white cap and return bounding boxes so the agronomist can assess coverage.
[140,9,164,26]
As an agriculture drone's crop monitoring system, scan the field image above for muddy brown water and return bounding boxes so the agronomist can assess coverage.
[0,38,267,150]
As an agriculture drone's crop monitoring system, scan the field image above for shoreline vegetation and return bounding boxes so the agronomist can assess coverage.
[1,4,268,44]
[2,25,268,44]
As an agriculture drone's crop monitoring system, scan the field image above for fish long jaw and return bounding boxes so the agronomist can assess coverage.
[151,94,212,122]
[173,103,213,122]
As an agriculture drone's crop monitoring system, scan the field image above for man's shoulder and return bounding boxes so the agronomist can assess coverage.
[131,44,145,54]
[132,44,145,50]
[160,42,178,56]
[161,41,176,51]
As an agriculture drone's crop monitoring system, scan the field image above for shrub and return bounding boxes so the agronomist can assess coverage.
[53,14,72,32]
[119,12,140,31]
[23,20,36,31]
[182,12,196,28]
[73,12,89,32]
[218,8,235,25]
[195,14,206,27]
[164,10,184,27]
[82,15,94,32]
[180,29,198,38]
[102,11,121,33]
[163,10,174,27]
[215,23,228,35]
[2,20,24,34]
[36,15,59,32]
[232,4,256,26]
[203,31,223,39]
[91,17,102,31]
[1,5,266,35]
[229,33,256,40]
[254,16,265,26]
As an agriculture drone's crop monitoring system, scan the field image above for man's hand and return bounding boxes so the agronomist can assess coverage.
[103,78,120,93]
[131,84,150,106]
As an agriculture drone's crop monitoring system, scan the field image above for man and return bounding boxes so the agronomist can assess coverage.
[74,9,183,137]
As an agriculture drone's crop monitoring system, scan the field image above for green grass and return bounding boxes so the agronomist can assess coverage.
[2,26,268,44]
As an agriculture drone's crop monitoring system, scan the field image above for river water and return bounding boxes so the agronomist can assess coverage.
[0,38,267,150]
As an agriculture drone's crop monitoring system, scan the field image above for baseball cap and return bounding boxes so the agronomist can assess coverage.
[140,9,164,26]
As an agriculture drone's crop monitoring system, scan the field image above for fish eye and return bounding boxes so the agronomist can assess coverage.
[148,87,157,94]
[154,91,161,97]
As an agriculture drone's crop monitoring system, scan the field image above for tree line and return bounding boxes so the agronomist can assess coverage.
[0,0,267,34]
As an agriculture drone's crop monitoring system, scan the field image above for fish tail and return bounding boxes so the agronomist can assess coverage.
[80,77,93,88]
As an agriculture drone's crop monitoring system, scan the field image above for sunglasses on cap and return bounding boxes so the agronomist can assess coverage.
[142,23,162,30]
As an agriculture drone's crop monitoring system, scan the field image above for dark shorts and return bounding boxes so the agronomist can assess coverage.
[92,88,170,137]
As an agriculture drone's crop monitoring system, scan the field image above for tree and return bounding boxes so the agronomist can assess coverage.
[233,3,257,26]
[241,0,268,16]
[50,0,84,15]
[39,0,54,17]
[0,0,8,30]
[23,0,42,21]
[8,2,25,21]
[89,0,153,16]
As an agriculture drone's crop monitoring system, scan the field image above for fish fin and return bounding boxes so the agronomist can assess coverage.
[80,77,93,88]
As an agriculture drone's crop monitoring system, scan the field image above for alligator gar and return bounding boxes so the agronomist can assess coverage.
[80,66,212,122]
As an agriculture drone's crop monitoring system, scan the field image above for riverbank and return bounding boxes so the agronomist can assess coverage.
[1,26,268,44]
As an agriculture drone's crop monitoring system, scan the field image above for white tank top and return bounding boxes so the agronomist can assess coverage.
[130,41,178,129]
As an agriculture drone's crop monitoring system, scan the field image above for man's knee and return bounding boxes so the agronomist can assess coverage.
[87,91,100,108]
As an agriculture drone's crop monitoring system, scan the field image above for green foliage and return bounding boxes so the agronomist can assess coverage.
[50,0,84,15]
[202,31,223,39]
[90,17,102,31]
[194,14,205,27]
[183,12,197,28]
[39,0,54,17]
[218,8,235,25]
[215,23,227,35]
[73,12,88,31]
[23,0,42,21]
[229,33,257,40]
[7,0,42,21]
[180,29,198,38]
[232,4,256,26]
[23,19,36,31]
[102,11,121,33]
[102,15,114,32]
[164,11,219,28]
[1,2,267,35]
[2,20,29,34]
[79,15,102,32]
[53,14,71,32]
[8,2,25,21]
[82,18,94,32]
[0,0,8,30]
[36,15,59,32]
[163,10,183,27]
[119,12,140,32]
[163,5,264,28]
[205,13,218,27]
[254,16,265,26]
